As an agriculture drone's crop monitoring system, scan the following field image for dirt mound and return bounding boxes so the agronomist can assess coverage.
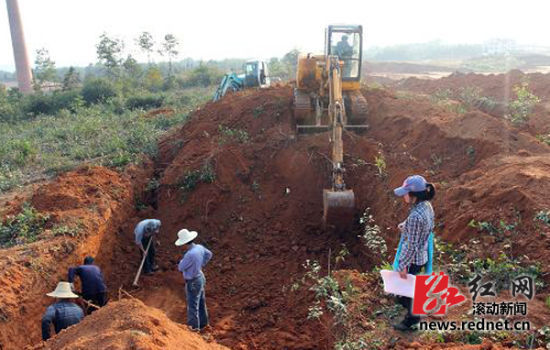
[105,85,550,348]
[0,165,150,349]
[391,71,550,135]
[2,83,550,349]
[33,299,227,350]
[443,155,550,242]
[395,70,550,102]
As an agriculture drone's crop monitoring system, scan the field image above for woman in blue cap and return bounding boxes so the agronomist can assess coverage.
[392,175,436,331]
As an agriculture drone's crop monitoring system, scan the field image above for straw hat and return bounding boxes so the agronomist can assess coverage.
[46,282,79,298]
[175,229,198,246]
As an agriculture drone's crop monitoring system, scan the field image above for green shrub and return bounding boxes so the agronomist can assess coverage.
[179,65,224,88]
[126,93,165,110]
[0,204,50,247]
[81,78,117,104]
[178,161,216,194]
[218,125,249,144]
[506,82,540,125]
[22,90,81,117]
[0,87,22,121]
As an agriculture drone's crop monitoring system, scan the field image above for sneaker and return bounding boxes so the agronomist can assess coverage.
[152,265,160,271]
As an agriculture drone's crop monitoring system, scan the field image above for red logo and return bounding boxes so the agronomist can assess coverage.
[413,272,466,315]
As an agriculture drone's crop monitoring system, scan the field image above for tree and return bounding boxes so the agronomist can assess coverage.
[62,67,81,91]
[96,33,124,77]
[143,66,163,92]
[137,31,155,64]
[268,57,286,79]
[33,48,57,90]
[159,34,179,78]
[281,49,300,80]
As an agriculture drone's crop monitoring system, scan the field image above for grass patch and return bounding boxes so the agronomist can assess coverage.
[0,204,50,247]
[0,87,211,193]
[218,125,249,144]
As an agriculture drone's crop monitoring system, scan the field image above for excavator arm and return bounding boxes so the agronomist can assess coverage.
[213,73,244,102]
[322,56,355,227]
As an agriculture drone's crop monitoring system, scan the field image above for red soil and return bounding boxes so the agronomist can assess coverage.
[33,299,228,350]
[1,81,550,349]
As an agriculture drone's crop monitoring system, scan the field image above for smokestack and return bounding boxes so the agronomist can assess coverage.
[6,0,33,93]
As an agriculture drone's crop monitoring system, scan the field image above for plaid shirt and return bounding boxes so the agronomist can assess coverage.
[397,200,434,271]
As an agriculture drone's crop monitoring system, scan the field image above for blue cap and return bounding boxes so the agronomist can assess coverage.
[394,175,427,197]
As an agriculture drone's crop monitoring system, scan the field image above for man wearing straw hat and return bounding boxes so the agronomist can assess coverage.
[41,281,84,341]
[175,229,213,330]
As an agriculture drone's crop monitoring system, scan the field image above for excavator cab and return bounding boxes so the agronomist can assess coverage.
[326,25,363,81]
[243,60,270,88]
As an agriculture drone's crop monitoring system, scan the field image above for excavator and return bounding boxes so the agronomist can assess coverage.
[293,25,368,228]
[213,60,270,101]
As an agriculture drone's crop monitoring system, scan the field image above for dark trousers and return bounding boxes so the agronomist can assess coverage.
[397,263,425,327]
[141,235,156,273]
[83,291,108,314]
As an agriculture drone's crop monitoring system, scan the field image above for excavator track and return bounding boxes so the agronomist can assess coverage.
[345,90,368,127]
[293,89,313,124]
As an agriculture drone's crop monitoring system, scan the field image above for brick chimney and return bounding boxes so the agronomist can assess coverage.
[6,0,33,93]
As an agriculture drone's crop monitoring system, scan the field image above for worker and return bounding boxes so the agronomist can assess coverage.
[175,229,213,330]
[335,35,353,59]
[392,175,436,331]
[134,219,161,275]
[41,281,84,341]
[335,35,354,77]
[68,256,108,313]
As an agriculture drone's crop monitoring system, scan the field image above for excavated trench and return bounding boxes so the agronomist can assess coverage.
[2,81,550,349]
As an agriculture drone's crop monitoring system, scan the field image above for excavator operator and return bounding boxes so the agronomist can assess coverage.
[335,35,353,77]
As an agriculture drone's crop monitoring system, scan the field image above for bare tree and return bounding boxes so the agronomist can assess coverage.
[159,34,179,78]
[136,31,155,64]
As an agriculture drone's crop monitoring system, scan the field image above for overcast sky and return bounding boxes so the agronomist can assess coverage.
[1,0,548,71]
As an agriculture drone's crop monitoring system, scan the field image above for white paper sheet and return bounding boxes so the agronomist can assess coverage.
[380,269,416,298]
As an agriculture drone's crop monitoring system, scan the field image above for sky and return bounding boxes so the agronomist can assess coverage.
[1,0,549,71]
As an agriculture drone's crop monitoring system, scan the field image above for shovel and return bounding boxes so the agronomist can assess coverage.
[132,237,153,287]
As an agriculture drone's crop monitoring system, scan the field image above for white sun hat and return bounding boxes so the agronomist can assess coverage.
[175,229,198,246]
[46,282,79,298]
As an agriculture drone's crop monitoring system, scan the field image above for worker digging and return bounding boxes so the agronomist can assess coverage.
[133,218,162,276]
[68,256,108,314]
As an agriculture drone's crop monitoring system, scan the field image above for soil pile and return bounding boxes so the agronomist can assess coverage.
[391,71,550,135]
[1,82,550,349]
[394,70,550,103]
[0,165,149,349]
[104,85,549,348]
[33,299,227,350]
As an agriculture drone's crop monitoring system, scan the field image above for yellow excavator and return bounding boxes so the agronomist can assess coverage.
[293,25,368,228]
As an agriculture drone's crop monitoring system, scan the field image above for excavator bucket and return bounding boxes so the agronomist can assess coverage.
[323,189,355,228]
